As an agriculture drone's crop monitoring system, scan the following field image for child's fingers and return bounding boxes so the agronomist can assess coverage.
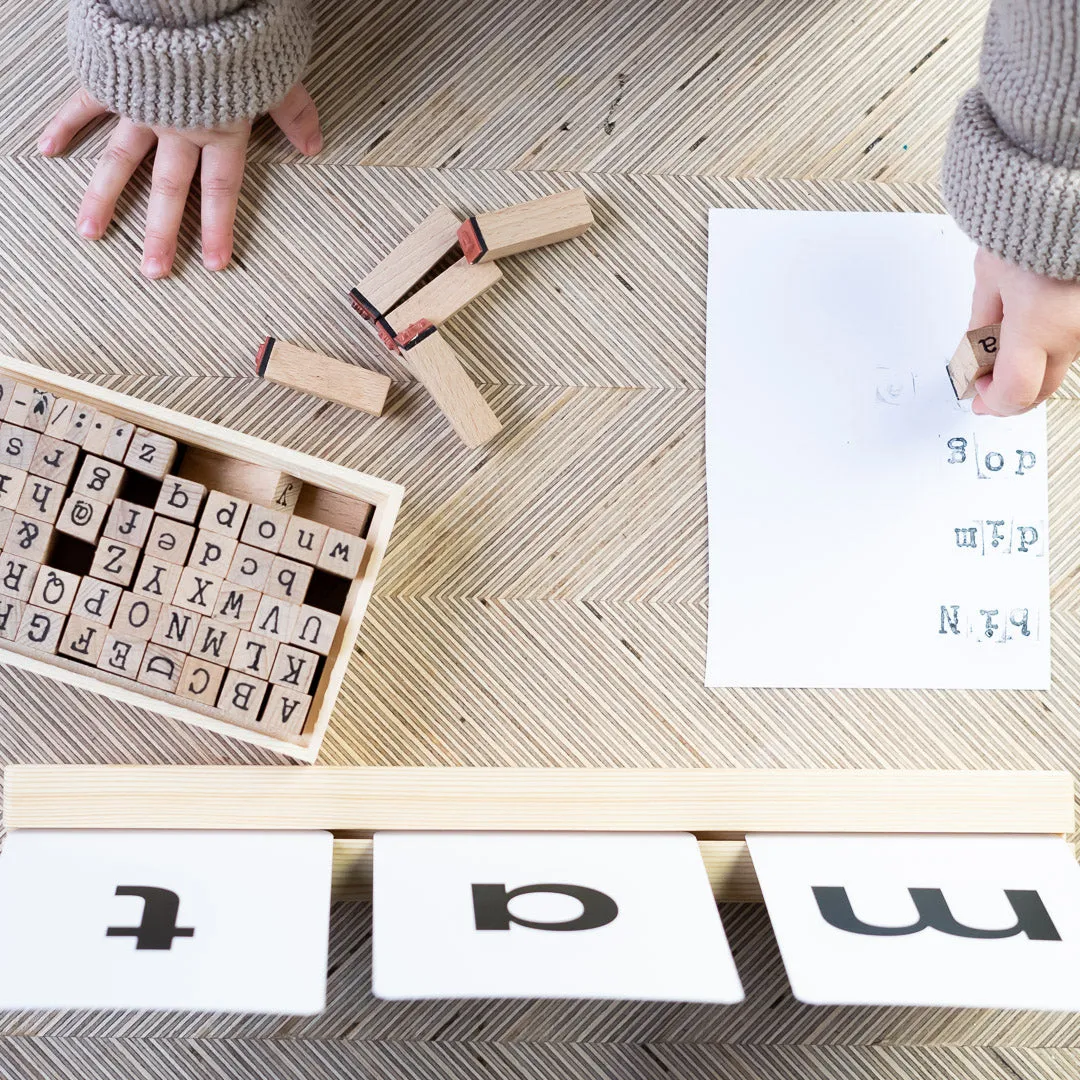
[77,120,156,239]
[199,138,247,271]
[971,324,1047,416]
[39,89,109,156]
[969,271,1004,330]
[268,83,323,155]
[141,134,200,279]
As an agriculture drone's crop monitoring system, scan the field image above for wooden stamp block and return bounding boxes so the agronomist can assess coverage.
[179,449,282,509]
[16,604,64,653]
[217,669,269,725]
[948,323,1001,400]
[176,655,226,707]
[45,398,93,445]
[0,597,24,640]
[251,594,299,643]
[89,537,140,588]
[131,558,183,603]
[397,324,502,448]
[28,566,80,615]
[256,338,390,417]
[124,427,178,479]
[72,455,125,504]
[191,619,241,666]
[6,385,55,433]
[0,507,11,549]
[0,554,38,601]
[111,592,163,641]
[232,630,279,680]
[28,435,78,485]
[6,515,53,564]
[103,499,153,548]
[146,515,195,564]
[0,466,27,511]
[96,632,147,680]
[16,476,64,523]
[317,527,365,579]
[58,613,107,664]
[82,412,135,461]
[56,493,109,543]
[72,577,122,625]
[212,584,259,630]
[279,515,329,565]
[137,643,186,693]
[240,504,290,553]
[458,189,593,264]
[269,642,318,694]
[0,424,39,471]
[264,555,313,603]
[226,543,273,590]
[172,566,223,617]
[272,473,302,513]
[382,257,503,344]
[293,486,372,536]
[349,205,462,326]
[0,379,15,417]
[155,474,206,524]
[199,490,250,540]
[262,684,312,738]
[151,604,201,652]
[189,530,238,574]
[289,604,338,655]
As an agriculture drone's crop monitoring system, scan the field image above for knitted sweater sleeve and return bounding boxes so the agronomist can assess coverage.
[67,0,313,130]
[942,0,1080,281]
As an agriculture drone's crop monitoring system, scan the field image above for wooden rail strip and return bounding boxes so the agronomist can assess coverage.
[5,766,1072,834]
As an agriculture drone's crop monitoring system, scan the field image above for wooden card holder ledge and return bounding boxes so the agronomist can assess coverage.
[5,765,1071,903]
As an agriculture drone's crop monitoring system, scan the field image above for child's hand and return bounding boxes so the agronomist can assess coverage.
[38,84,323,279]
[969,247,1080,416]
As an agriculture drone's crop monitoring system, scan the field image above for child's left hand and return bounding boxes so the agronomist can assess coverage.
[38,82,323,279]
[969,247,1080,416]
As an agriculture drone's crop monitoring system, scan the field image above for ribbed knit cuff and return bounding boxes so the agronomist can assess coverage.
[942,89,1080,282]
[67,0,313,130]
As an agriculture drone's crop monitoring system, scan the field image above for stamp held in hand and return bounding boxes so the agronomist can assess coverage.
[947,324,1001,401]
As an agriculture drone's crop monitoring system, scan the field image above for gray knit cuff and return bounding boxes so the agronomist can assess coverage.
[67,0,313,130]
[942,89,1080,282]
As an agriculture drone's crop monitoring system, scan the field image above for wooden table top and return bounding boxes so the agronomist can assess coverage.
[1,0,1076,1075]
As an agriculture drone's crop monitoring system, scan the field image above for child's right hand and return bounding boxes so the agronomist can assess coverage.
[38,82,323,279]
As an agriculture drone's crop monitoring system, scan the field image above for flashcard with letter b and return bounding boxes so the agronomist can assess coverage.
[372,831,743,1002]
[0,830,333,1013]
[748,833,1080,1010]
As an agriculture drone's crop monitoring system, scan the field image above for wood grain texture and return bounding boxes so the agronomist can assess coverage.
[5,0,1080,1070]
[5,765,1072,833]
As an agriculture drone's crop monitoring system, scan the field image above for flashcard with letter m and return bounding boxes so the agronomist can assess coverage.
[0,830,333,1013]
[747,833,1080,1010]
[372,831,744,1002]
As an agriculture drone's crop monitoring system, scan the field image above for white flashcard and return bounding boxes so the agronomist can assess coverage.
[747,833,1080,1010]
[705,209,1049,689]
[372,831,743,1002]
[0,830,333,1014]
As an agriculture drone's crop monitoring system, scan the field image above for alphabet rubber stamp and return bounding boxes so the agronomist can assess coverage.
[947,323,1001,400]
[123,428,178,480]
[199,490,250,541]
[154,475,207,525]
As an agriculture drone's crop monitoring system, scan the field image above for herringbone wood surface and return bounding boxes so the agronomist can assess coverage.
[0,0,1077,1076]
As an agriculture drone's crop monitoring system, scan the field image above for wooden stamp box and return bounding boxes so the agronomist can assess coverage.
[0,357,402,762]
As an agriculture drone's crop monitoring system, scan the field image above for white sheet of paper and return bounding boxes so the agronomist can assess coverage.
[748,833,1080,1010]
[705,210,1049,689]
[0,830,333,1014]
[372,831,743,1002]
